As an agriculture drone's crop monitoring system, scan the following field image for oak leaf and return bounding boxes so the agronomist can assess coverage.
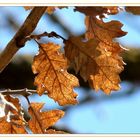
[4,95,21,115]
[85,16,127,42]
[65,37,100,81]
[65,36,125,94]
[0,95,27,134]
[32,42,79,105]
[28,103,64,134]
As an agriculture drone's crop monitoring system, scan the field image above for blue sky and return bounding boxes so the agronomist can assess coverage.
[1,6,140,133]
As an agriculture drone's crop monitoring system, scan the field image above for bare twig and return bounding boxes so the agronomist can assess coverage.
[0,7,47,73]
[0,88,48,97]
[25,31,66,42]
[0,88,37,96]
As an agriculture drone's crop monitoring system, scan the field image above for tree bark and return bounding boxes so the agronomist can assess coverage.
[0,7,47,73]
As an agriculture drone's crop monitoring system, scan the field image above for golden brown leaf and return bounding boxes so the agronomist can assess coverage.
[65,36,125,94]
[0,116,27,134]
[85,16,127,42]
[65,36,100,81]
[4,95,21,115]
[32,42,79,106]
[89,53,124,94]
[0,95,27,134]
[83,16,127,93]
[28,103,64,134]
[125,7,140,15]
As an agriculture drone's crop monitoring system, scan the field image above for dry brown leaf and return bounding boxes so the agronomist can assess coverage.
[32,42,79,106]
[125,7,140,15]
[83,16,127,93]
[65,36,125,94]
[4,95,21,115]
[0,95,27,134]
[0,116,27,134]
[28,103,64,134]
[65,37,100,81]
[89,53,124,94]
[85,16,127,42]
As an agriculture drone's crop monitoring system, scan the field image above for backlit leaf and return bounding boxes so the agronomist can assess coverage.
[4,95,21,115]
[65,36,125,94]
[0,116,27,134]
[0,95,27,134]
[32,42,79,106]
[28,103,64,134]
[85,16,127,41]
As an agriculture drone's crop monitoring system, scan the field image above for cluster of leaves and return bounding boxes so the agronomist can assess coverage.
[0,94,65,133]
[0,6,139,134]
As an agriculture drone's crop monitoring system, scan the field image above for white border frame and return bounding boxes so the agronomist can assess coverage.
[0,1,140,139]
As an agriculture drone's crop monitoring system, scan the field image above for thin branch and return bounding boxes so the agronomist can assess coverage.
[0,7,47,73]
[0,88,48,97]
[25,31,66,42]
[0,88,37,96]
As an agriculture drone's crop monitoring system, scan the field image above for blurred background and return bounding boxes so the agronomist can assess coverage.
[0,6,140,134]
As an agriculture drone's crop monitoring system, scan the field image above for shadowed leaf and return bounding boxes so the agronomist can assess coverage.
[65,36,125,94]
